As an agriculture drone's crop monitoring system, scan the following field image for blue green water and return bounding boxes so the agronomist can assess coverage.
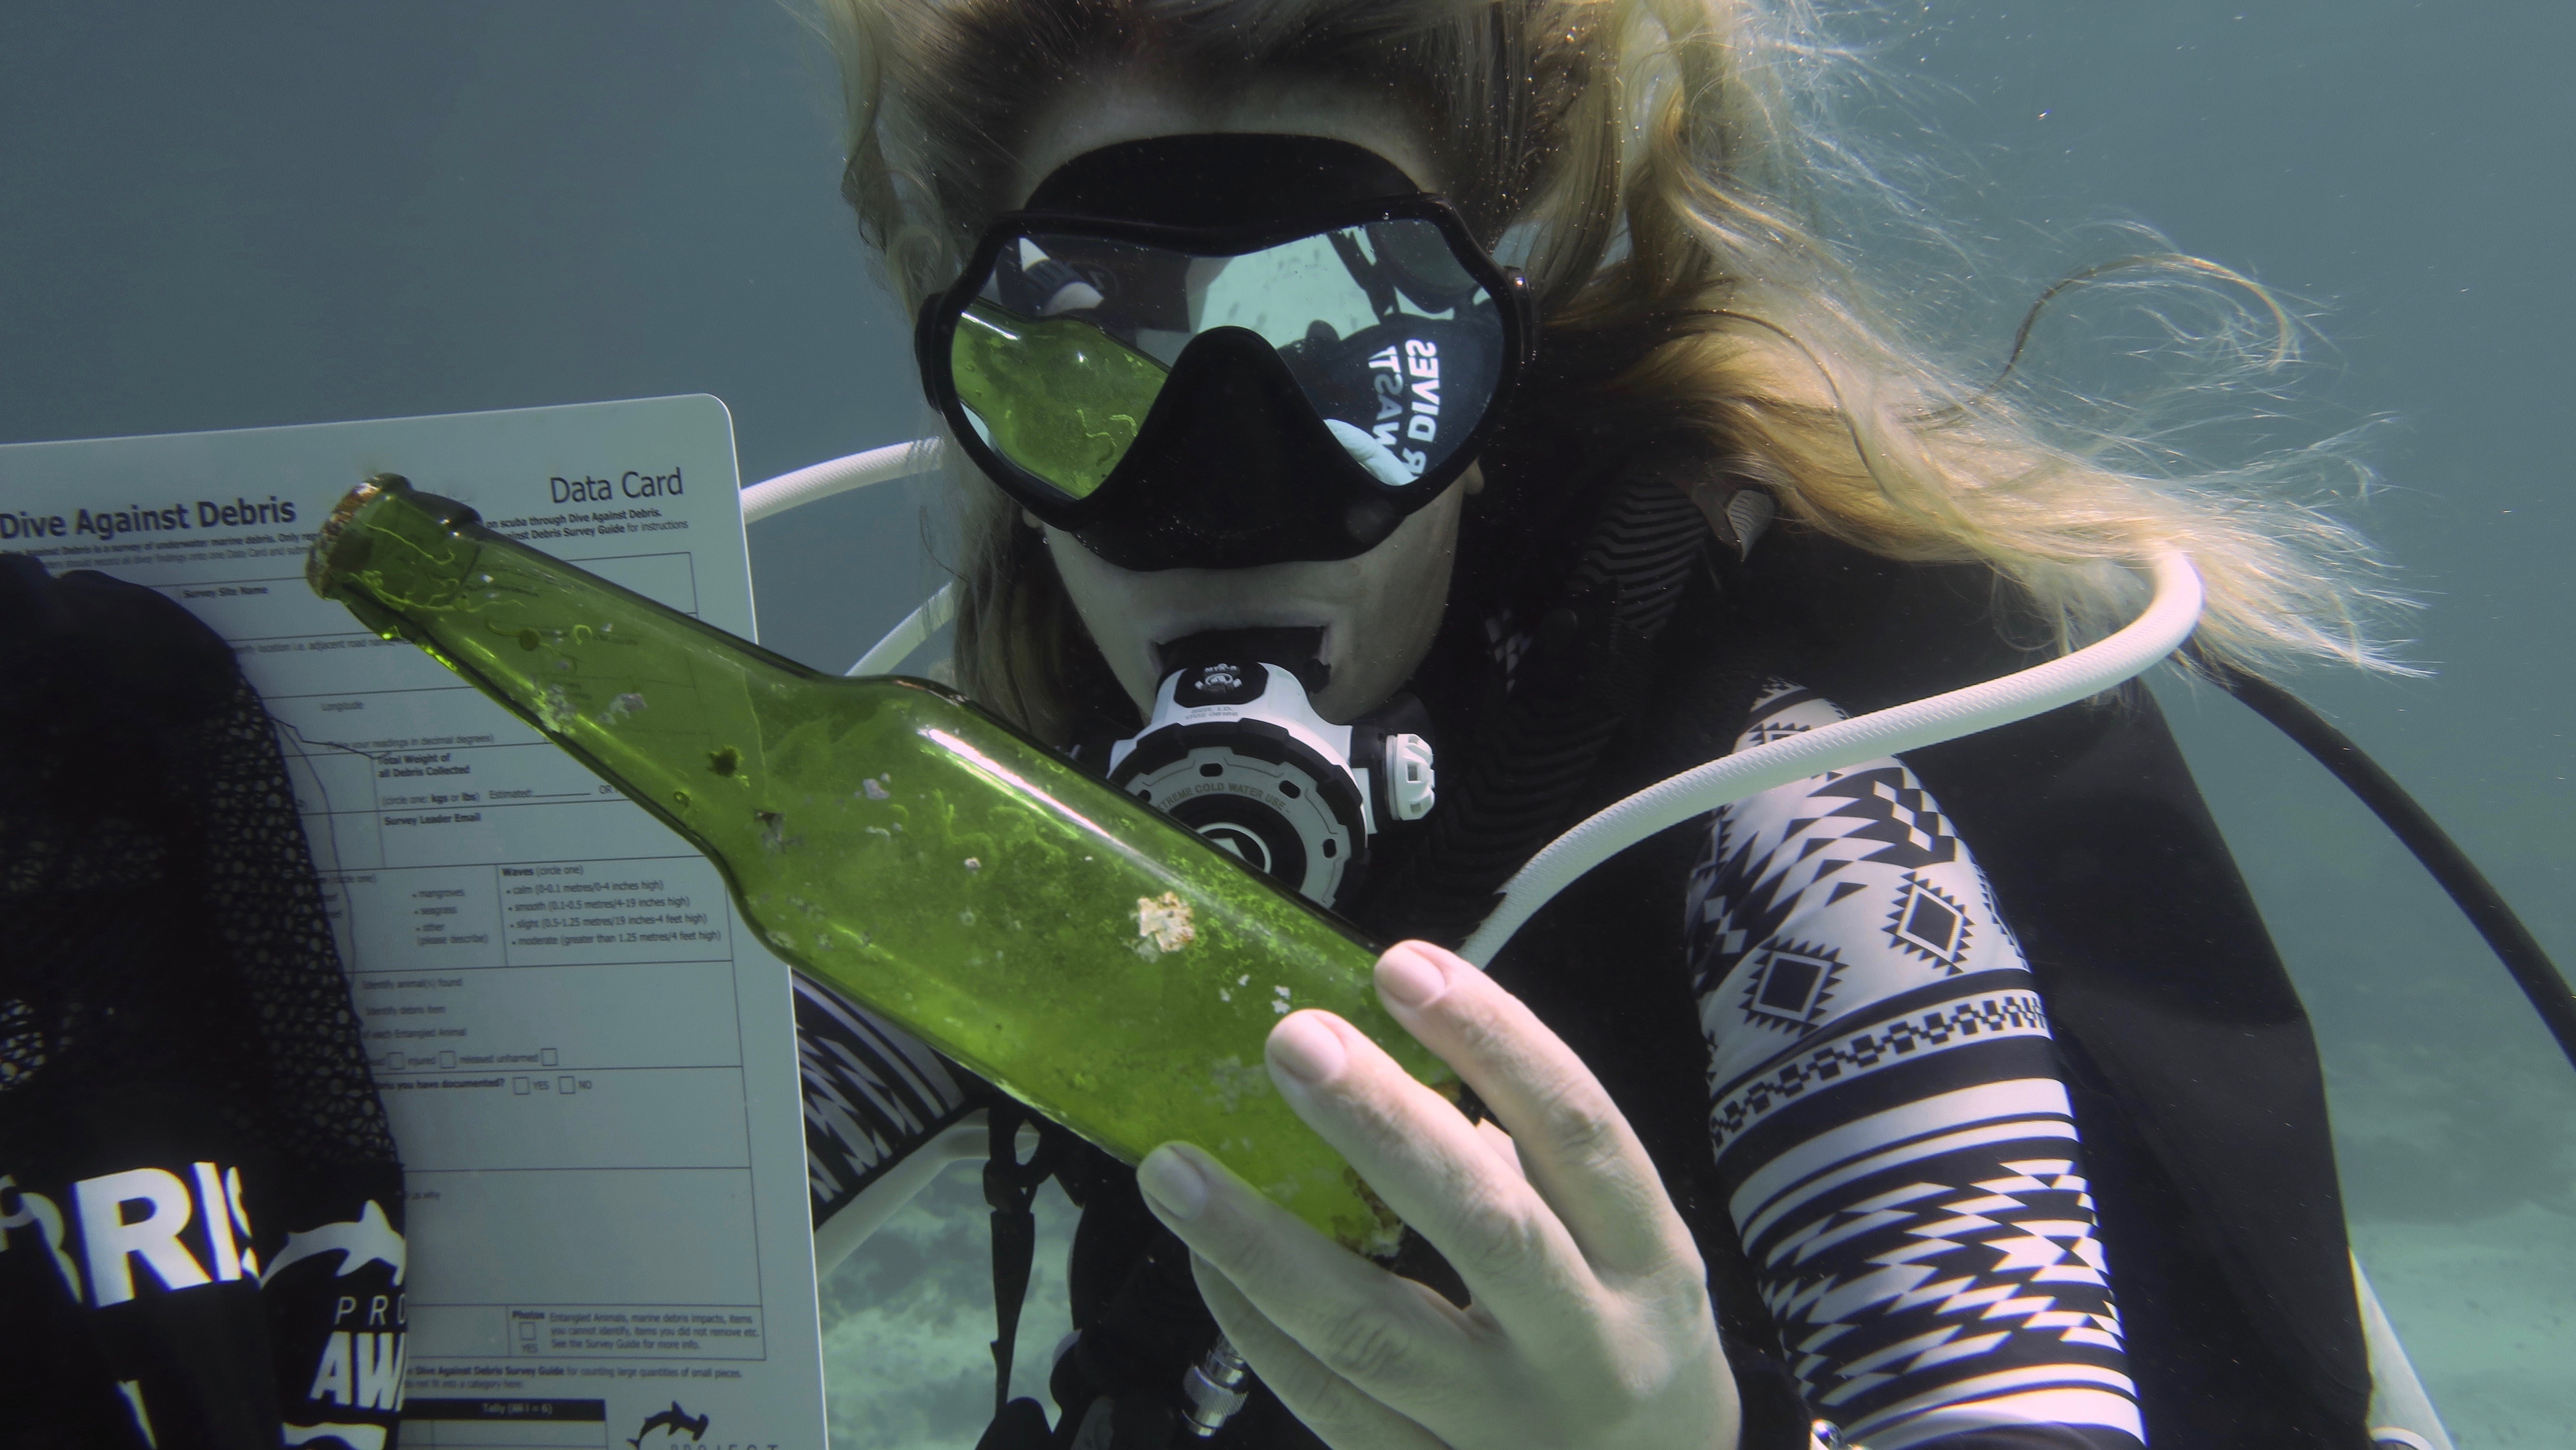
[3,3,2567,1444]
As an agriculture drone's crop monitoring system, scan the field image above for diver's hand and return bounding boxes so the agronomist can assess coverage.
[1137,942,1742,1450]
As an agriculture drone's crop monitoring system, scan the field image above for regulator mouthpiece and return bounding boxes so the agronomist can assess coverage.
[1105,637,1433,910]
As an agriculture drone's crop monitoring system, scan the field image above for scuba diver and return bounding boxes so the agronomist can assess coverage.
[786,2,2434,1446]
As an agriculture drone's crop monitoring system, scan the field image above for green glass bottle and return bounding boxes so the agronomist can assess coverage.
[307,475,1441,1253]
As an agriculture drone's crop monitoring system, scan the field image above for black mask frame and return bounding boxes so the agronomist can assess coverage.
[914,194,1534,571]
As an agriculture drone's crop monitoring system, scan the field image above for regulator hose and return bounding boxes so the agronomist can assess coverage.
[2198,655,2576,1073]
[1459,551,2206,965]
[846,581,960,677]
[741,437,945,524]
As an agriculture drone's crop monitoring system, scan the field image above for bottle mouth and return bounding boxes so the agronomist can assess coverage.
[305,472,405,598]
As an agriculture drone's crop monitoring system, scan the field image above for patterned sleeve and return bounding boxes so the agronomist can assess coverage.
[794,972,981,1232]
[1685,684,2145,1450]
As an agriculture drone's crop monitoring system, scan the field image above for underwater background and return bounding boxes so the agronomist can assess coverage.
[3,2,2567,1444]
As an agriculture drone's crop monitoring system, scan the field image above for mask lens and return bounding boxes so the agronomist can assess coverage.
[1192,232,1390,349]
[950,235,1174,499]
[1262,220,1504,488]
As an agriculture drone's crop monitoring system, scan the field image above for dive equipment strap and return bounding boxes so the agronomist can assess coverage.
[2198,653,2576,1072]
[1355,458,1740,943]
[984,1099,1068,1421]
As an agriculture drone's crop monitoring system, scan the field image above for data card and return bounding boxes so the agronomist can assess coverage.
[0,396,828,1449]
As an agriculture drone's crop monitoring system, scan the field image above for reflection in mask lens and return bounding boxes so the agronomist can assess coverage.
[950,300,1169,499]
[951,220,1500,497]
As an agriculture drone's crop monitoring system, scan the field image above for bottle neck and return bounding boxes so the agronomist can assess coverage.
[308,474,822,866]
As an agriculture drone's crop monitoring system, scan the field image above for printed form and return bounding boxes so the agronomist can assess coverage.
[0,397,828,1449]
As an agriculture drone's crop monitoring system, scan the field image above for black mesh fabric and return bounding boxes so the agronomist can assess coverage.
[1349,466,1715,944]
[0,661,398,1168]
[0,556,407,1449]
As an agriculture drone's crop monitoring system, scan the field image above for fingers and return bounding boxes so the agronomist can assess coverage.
[1261,1007,1602,1338]
[1473,1118,1528,1184]
[1372,942,1694,1283]
[1191,1255,1451,1450]
[1139,1141,1479,1418]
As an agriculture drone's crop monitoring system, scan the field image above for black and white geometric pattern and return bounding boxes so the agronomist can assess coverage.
[1755,1129,2136,1447]
[1688,689,2017,1085]
[1885,872,1972,975]
[1685,683,2142,1449]
[1710,987,2051,1150]
[794,972,976,1224]
[1739,941,1849,1031]
[1802,766,1963,872]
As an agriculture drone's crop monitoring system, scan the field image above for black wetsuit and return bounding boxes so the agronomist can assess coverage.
[793,462,2375,1449]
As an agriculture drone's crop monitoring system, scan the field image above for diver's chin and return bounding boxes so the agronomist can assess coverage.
[1143,617,1339,680]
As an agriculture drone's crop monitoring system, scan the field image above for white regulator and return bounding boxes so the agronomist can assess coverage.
[1106,651,1434,911]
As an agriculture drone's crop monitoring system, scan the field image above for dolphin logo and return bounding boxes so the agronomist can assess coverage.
[259,1200,405,1287]
[0,1176,83,1301]
[628,1402,711,1446]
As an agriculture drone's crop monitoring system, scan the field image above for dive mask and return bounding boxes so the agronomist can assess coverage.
[916,135,1534,571]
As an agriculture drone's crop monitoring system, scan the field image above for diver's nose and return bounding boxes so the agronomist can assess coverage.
[1068,327,1401,570]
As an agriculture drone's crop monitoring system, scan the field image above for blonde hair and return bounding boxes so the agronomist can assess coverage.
[818,0,2404,741]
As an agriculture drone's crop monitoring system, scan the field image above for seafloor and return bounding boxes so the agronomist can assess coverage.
[821,1173,1080,1449]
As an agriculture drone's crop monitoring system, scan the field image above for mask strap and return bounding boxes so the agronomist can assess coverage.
[983,1100,1065,1420]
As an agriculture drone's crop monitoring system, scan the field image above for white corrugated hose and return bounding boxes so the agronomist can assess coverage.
[740,437,945,525]
[737,438,954,673]
[1457,550,2206,966]
[845,581,960,678]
